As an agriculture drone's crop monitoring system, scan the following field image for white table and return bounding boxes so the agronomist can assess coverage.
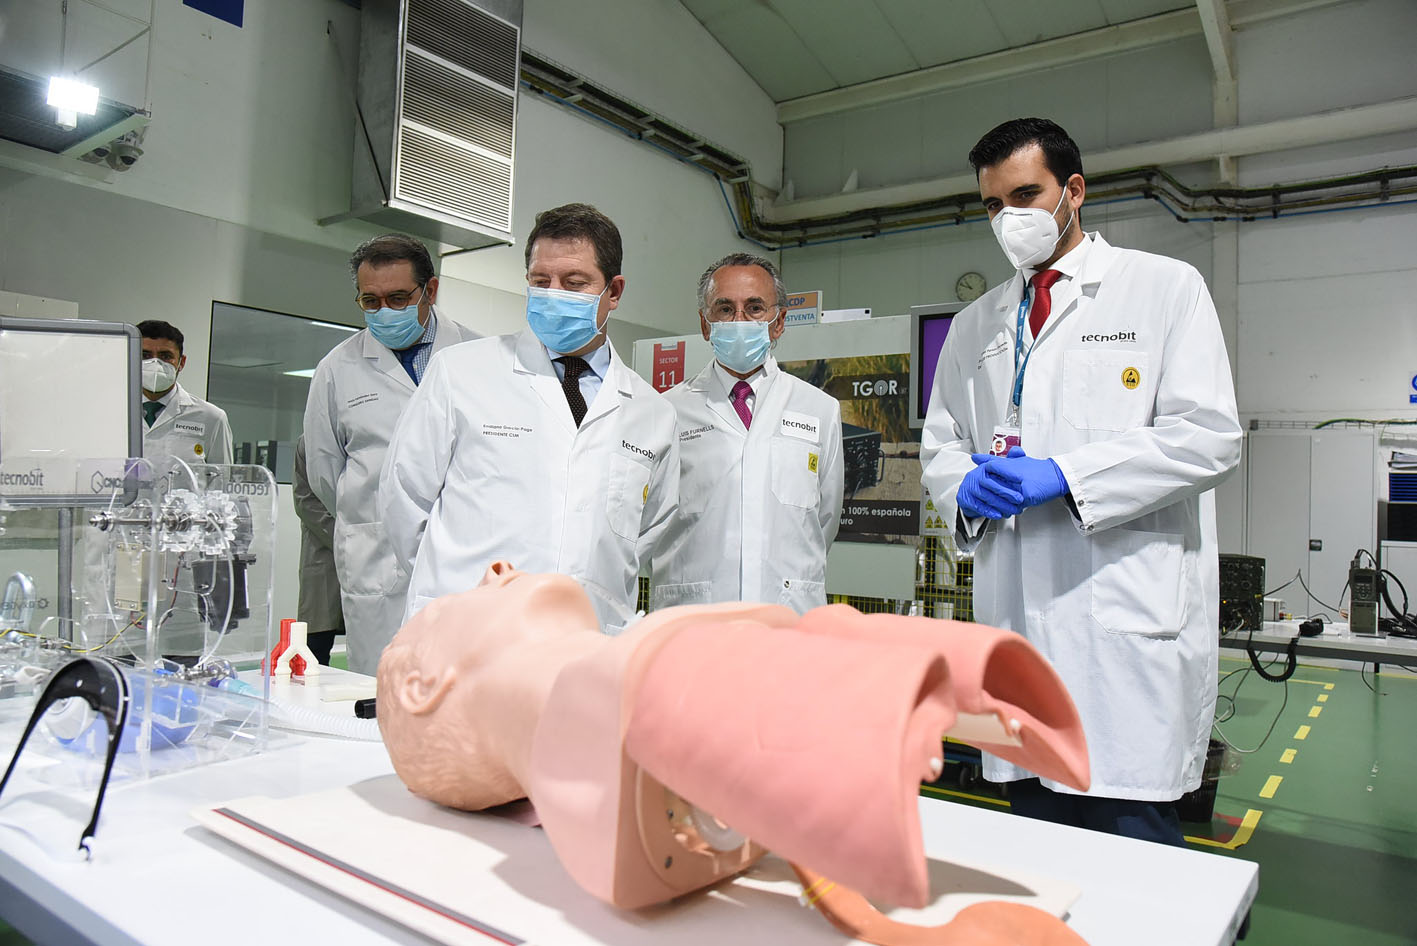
[1222,619,1417,670]
[0,678,1258,946]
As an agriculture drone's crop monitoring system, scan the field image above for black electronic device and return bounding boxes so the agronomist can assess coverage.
[1350,563,1380,636]
[1218,553,1265,631]
[1299,616,1325,637]
[841,423,885,494]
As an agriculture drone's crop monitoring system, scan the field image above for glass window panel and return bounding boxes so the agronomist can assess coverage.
[207,302,360,484]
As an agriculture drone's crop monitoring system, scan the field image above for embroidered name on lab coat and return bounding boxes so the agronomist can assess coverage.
[977,340,1009,369]
[780,411,819,443]
[679,423,714,442]
[483,424,533,439]
[347,393,380,409]
[173,422,204,435]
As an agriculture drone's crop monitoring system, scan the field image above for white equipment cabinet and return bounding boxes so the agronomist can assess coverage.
[1244,429,1377,615]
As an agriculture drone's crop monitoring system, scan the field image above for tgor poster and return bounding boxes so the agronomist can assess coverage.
[780,353,920,544]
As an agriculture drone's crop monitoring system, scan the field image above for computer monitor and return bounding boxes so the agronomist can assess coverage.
[907,302,966,429]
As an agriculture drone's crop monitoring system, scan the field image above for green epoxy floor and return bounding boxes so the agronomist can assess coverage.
[1199,655,1417,945]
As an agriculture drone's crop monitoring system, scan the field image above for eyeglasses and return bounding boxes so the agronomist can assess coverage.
[355,283,425,313]
[707,301,779,322]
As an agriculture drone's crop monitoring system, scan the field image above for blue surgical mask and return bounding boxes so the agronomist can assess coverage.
[709,320,771,374]
[526,285,606,354]
[366,302,425,350]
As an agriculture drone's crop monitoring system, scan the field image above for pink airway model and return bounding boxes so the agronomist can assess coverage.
[380,565,1092,946]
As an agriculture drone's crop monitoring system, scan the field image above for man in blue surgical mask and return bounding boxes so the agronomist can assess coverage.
[380,203,680,636]
[650,253,843,614]
[302,233,478,673]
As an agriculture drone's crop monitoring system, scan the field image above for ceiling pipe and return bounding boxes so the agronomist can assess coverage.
[760,96,1417,224]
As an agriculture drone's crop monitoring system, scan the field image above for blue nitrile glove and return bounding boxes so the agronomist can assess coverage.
[982,446,1069,508]
[957,455,1026,520]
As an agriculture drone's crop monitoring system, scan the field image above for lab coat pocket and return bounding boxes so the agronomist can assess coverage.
[607,455,652,540]
[770,437,818,509]
[650,581,713,610]
[777,577,826,615]
[1089,527,1185,638]
[333,520,399,595]
[1062,350,1152,432]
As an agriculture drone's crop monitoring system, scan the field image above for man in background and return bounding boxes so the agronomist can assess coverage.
[138,319,232,465]
[303,233,478,674]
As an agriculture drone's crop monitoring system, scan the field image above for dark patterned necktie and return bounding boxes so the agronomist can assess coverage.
[555,356,589,427]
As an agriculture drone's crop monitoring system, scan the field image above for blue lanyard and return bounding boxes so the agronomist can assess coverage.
[1010,291,1033,413]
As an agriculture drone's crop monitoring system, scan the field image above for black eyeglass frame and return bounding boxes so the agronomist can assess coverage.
[0,656,130,858]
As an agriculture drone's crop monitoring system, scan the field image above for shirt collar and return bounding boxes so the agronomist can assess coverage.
[414,309,438,347]
[155,382,180,407]
[711,354,777,399]
[544,336,612,381]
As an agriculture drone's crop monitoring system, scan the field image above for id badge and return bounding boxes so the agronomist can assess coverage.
[989,424,1021,457]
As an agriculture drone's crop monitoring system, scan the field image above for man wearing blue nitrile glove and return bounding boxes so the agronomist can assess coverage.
[958,455,1026,519]
[919,118,1241,848]
[981,446,1069,508]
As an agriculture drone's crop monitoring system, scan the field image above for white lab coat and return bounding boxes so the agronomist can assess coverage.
[920,234,1241,800]
[143,383,233,466]
[302,315,478,674]
[379,329,679,634]
[651,358,843,614]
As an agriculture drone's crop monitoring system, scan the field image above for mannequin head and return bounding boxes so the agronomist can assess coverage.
[376,561,600,810]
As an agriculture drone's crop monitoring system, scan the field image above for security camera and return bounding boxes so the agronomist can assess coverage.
[105,139,142,171]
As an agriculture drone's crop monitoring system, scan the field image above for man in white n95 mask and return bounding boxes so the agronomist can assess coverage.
[919,118,1241,845]
[379,203,679,636]
[138,320,233,466]
[651,253,843,614]
[302,233,478,674]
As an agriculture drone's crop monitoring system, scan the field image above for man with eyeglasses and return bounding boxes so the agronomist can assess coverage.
[302,233,478,674]
[650,253,843,614]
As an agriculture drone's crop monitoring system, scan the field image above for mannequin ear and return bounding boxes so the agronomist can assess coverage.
[398,667,455,716]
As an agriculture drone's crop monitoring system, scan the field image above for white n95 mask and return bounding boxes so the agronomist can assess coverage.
[142,358,178,394]
[990,186,1074,270]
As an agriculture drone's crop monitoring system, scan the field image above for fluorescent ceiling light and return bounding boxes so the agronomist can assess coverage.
[283,368,317,379]
[310,321,359,332]
[48,77,100,125]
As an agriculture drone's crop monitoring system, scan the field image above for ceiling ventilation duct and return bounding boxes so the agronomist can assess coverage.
[334,0,522,251]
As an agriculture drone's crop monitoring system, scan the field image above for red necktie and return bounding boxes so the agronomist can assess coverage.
[1029,269,1063,338]
[731,380,753,429]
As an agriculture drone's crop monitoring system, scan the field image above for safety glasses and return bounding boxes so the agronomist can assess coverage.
[0,656,129,858]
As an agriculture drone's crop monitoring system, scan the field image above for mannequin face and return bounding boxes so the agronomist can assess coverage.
[376,562,599,810]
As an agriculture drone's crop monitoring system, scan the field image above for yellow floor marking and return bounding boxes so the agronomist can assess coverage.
[1295,725,1311,740]
[1187,808,1263,849]
[1308,705,1323,718]
[1324,682,1335,690]
[919,784,1011,808]
[1317,693,1329,703]
[1259,775,1283,799]
[1288,679,1337,687]
[1280,749,1297,764]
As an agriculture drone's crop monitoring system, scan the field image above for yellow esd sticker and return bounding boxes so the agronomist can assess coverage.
[807,452,819,473]
[642,484,649,503]
[194,443,204,456]
[1121,367,1141,390]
